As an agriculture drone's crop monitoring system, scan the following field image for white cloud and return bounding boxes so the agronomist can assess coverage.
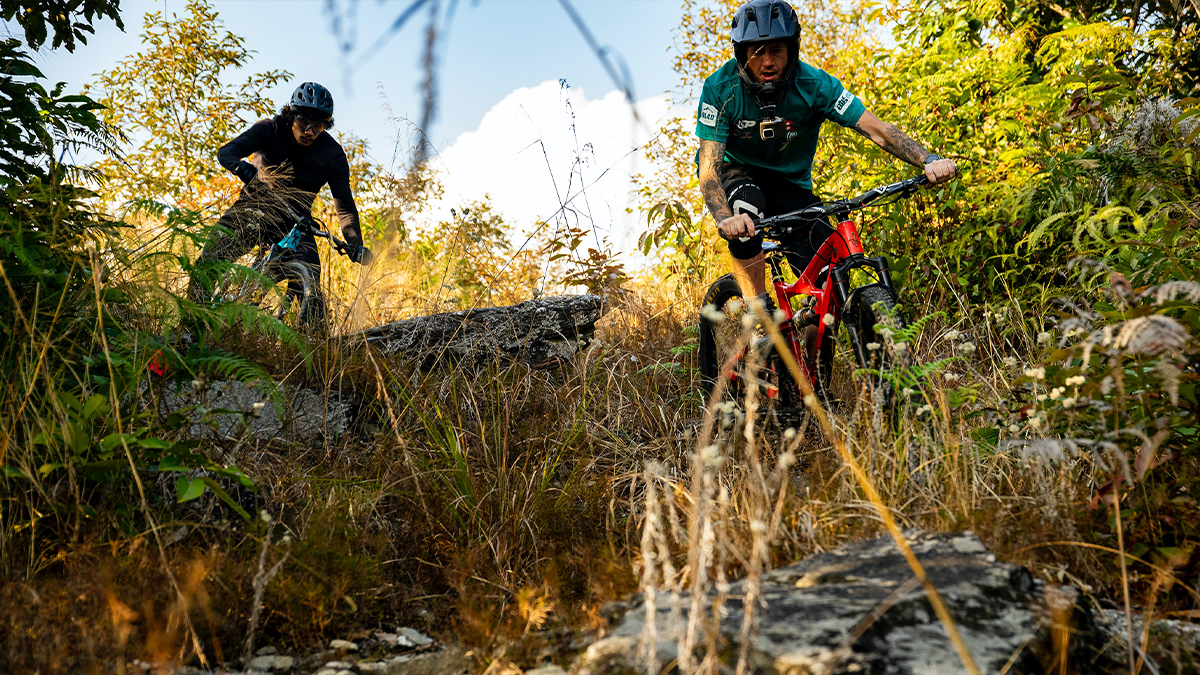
[427,81,689,257]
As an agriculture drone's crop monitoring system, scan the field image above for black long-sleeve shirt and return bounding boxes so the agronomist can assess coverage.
[217,118,361,242]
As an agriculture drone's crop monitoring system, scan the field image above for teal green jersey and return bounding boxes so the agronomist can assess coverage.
[694,59,866,189]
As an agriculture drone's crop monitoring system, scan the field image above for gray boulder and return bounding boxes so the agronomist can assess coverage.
[158,379,350,444]
[578,531,1103,675]
[359,294,604,369]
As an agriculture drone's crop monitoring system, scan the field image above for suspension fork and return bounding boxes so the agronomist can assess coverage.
[831,254,899,370]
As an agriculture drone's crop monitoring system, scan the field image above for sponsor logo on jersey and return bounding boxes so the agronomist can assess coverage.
[834,89,856,115]
[700,103,718,127]
[737,119,756,129]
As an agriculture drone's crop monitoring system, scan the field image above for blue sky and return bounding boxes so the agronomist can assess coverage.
[18,0,688,162]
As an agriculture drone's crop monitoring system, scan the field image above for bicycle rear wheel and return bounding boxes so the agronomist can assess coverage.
[698,274,796,409]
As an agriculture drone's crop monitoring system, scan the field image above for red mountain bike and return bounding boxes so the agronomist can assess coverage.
[698,175,929,408]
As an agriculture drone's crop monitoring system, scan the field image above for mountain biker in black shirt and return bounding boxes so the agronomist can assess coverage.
[188,82,368,327]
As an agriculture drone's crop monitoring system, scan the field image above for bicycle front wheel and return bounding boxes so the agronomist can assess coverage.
[845,284,907,406]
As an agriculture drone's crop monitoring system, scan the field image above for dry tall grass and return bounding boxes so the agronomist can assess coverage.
[3,167,1197,673]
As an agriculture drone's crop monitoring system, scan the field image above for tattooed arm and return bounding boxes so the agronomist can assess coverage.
[698,139,756,239]
[852,110,957,184]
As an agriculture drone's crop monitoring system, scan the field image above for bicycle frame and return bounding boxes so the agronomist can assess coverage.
[752,175,930,394]
[212,214,349,319]
[761,217,892,386]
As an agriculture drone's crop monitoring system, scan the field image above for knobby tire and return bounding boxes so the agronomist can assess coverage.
[845,284,907,410]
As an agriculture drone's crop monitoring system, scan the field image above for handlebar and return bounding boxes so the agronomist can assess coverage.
[247,177,361,261]
[756,174,929,236]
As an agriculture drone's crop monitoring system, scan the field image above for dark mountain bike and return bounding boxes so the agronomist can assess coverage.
[212,193,361,325]
[698,175,929,410]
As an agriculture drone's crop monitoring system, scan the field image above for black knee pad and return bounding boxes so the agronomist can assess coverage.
[723,179,767,260]
[727,181,766,220]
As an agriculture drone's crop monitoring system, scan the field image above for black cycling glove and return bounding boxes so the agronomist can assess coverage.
[350,243,372,264]
[339,239,371,264]
[232,160,257,184]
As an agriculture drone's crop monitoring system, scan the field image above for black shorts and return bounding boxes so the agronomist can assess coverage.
[718,162,833,271]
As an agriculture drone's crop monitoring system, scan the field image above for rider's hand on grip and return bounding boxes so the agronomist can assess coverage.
[717,212,757,242]
[351,244,372,265]
[233,160,257,184]
[337,239,371,265]
[922,156,957,185]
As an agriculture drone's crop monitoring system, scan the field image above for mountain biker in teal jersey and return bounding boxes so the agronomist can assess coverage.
[188,82,367,327]
[696,0,958,304]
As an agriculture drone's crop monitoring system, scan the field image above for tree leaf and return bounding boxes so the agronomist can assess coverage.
[176,475,206,502]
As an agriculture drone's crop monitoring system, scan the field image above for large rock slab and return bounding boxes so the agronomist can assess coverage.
[358,295,604,369]
[578,531,1104,675]
[159,379,350,444]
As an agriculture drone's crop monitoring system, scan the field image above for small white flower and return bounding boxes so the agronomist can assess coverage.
[1062,397,1077,408]
[784,427,797,440]
[944,329,961,341]
[901,388,915,397]
[1065,375,1086,387]
[700,304,726,323]
[719,401,738,414]
[1037,393,1048,402]
[1008,424,1020,433]
[630,355,639,363]
[1028,414,1045,430]
[944,373,959,383]
[1037,332,1052,344]
[191,380,203,388]
[916,404,932,416]
[777,451,796,469]
[878,327,894,340]
[1024,367,1046,380]
[957,342,977,355]
[867,342,881,351]
[252,401,266,411]
[1002,357,1018,368]
[893,342,909,353]
[822,313,835,327]
[260,510,272,524]
[1049,387,1065,399]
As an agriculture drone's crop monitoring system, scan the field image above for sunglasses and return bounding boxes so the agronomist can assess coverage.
[296,115,332,133]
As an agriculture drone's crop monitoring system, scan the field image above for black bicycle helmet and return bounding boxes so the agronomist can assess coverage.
[731,0,801,103]
[289,82,334,119]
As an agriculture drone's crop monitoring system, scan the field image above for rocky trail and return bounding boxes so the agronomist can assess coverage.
[144,532,1198,675]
